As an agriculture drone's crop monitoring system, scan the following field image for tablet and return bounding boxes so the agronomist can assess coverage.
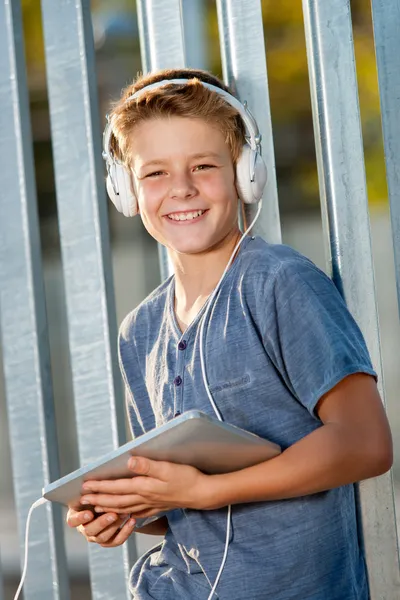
[42,410,281,507]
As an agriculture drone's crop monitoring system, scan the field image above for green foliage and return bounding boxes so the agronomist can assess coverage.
[262,0,386,205]
[208,0,387,208]
[21,0,45,69]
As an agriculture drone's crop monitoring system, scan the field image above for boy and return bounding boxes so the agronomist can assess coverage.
[67,68,392,599]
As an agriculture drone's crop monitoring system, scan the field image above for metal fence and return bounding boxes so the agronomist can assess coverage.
[0,0,399,598]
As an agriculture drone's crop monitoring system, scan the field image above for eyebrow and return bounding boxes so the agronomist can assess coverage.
[190,152,222,160]
[140,152,222,170]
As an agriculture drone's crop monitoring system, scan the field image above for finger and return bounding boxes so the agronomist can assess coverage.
[128,456,170,479]
[96,505,170,518]
[98,517,136,548]
[130,508,168,519]
[82,493,144,509]
[66,508,94,528]
[80,513,120,538]
[87,517,130,544]
[94,504,149,515]
[81,465,167,495]
[81,479,137,495]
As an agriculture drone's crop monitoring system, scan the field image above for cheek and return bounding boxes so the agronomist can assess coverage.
[137,182,163,216]
[202,172,237,204]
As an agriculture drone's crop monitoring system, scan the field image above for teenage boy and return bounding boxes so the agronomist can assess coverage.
[67,68,392,600]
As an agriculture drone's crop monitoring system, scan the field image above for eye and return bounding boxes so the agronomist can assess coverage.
[194,164,215,171]
[145,170,165,178]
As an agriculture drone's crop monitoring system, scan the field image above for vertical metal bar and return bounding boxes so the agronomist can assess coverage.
[136,0,185,72]
[0,1,69,598]
[370,0,400,318]
[216,0,281,244]
[182,0,208,69]
[136,0,186,280]
[40,1,136,597]
[302,1,400,597]
[0,554,5,600]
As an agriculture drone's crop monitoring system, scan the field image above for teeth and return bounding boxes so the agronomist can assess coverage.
[167,210,205,221]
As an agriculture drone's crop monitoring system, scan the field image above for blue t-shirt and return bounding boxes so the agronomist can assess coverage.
[118,235,376,600]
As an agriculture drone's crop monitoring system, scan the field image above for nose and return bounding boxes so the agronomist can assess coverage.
[169,170,196,200]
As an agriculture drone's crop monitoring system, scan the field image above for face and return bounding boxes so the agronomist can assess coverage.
[129,116,240,256]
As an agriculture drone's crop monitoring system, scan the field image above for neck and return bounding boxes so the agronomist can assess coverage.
[170,228,242,313]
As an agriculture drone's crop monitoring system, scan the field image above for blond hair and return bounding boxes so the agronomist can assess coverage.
[109,68,246,168]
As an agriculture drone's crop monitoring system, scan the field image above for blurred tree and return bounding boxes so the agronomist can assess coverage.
[21,0,131,71]
[207,0,386,210]
[21,0,45,71]
[21,0,139,233]
[22,0,387,219]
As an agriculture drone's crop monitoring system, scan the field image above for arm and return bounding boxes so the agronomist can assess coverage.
[134,516,168,535]
[201,373,393,508]
[79,373,392,516]
[81,261,392,515]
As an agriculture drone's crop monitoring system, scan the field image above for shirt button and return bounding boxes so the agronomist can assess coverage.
[178,340,187,351]
[174,376,182,386]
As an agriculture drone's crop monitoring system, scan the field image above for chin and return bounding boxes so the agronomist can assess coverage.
[162,228,236,257]
[164,234,219,255]
[171,242,211,256]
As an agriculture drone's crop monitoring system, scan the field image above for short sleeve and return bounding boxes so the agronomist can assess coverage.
[259,259,377,416]
[118,315,155,437]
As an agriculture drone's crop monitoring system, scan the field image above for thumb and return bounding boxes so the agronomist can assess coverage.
[128,456,161,477]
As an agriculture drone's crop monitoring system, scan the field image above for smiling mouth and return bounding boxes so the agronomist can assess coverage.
[166,209,207,221]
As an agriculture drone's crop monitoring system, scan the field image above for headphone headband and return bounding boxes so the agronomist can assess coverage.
[102,77,268,215]
[102,78,262,171]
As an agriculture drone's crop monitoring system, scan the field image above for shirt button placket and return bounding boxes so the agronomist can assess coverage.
[174,339,187,417]
[178,340,187,351]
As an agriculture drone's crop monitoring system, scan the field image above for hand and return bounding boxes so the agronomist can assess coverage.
[66,503,135,548]
[79,457,211,519]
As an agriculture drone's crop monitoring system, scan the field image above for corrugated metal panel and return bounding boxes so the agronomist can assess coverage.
[302,0,400,597]
[0,1,69,598]
[216,0,282,244]
[0,552,5,600]
[136,0,186,281]
[371,0,400,319]
[40,0,136,597]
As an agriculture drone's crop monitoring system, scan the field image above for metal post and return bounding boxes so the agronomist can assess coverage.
[0,554,5,600]
[137,0,186,73]
[370,0,400,318]
[216,0,281,244]
[302,0,400,597]
[182,0,208,69]
[40,1,136,597]
[136,0,186,280]
[0,1,69,598]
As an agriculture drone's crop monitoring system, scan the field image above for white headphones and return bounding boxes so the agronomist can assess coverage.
[102,78,268,217]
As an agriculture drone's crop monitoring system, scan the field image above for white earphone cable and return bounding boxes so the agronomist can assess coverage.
[199,200,263,418]
[10,207,262,600]
[198,200,263,600]
[13,497,49,600]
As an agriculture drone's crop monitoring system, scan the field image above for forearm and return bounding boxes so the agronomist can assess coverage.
[202,423,391,510]
[134,516,168,536]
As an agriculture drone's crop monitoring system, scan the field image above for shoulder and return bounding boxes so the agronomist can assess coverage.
[119,276,173,349]
[238,235,334,299]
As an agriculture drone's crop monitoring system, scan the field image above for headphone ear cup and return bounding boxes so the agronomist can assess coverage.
[236,144,268,205]
[106,163,138,217]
